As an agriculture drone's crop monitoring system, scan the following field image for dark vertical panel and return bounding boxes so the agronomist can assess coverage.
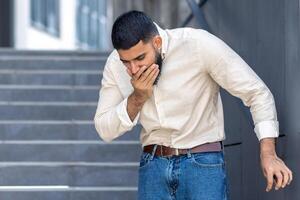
[206,0,289,199]
[284,0,300,133]
[205,0,285,199]
[131,0,144,11]
[215,0,246,146]
[203,0,219,41]
[112,0,181,29]
[214,6,251,198]
[112,0,131,21]
[254,1,285,200]
[160,0,179,28]
[220,91,243,146]
[31,0,37,22]
[40,0,47,27]
[212,1,249,199]
[239,114,261,200]
[0,0,12,47]
[255,0,285,126]
[224,145,242,200]
[284,0,300,199]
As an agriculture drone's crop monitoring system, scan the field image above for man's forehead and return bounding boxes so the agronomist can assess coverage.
[118,40,151,61]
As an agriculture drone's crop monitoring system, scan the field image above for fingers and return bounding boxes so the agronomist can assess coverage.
[131,64,158,84]
[139,64,157,82]
[281,166,293,187]
[146,66,159,86]
[287,168,293,185]
[266,172,274,192]
[265,165,293,192]
[281,169,289,188]
[274,172,283,190]
[129,63,159,97]
[275,164,293,189]
[132,65,147,81]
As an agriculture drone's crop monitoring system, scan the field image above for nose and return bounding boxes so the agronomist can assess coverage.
[130,62,140,75]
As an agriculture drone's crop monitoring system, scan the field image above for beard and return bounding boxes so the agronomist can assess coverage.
[153,51,163,85]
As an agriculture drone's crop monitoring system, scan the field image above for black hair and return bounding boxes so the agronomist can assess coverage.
[111,10,159,50]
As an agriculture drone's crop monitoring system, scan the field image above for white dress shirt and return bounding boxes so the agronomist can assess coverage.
[94,24,279,148]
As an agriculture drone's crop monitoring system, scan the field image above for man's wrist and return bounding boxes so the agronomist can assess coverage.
[260,138,277,158]
[129,92,146,109]
[126,92,145,122]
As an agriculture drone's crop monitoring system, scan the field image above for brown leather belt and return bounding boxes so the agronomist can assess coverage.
[143,141,223,157]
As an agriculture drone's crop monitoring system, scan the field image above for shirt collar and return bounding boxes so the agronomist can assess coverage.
[154,22,168,59]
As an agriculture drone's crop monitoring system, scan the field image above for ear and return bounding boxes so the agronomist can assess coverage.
[152,35,162,50]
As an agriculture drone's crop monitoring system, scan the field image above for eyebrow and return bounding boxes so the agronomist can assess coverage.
[120,53,146,62]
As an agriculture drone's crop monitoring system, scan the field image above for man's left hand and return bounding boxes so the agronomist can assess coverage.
[260,151,293,192]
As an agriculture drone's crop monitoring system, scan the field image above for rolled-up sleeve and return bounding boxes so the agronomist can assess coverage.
[203,32,279,141]
[94,55,140,142]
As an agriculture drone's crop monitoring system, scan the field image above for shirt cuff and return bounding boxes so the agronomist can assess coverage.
[116,97,140,128]
[254,120,279,141]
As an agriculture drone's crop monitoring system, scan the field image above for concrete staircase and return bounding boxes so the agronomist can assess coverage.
[0,50,141,200]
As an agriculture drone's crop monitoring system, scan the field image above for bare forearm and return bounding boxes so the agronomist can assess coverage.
[127,92,146,122]
[260,138,277,157]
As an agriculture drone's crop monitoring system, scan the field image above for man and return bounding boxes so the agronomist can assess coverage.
[94,10,292,199]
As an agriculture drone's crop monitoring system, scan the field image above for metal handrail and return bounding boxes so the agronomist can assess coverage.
[182,0,210,32]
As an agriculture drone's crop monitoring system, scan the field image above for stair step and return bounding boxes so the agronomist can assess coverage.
[0,88,99,102]
[0,143,142,162]
[0,50,141,199]
[0,190,137,200]
[0,123,141,141]
[0,58,106,70]
[0,165,138,186]
[0,71,102,86]
[0,104,96,120]
[0,49,110,57]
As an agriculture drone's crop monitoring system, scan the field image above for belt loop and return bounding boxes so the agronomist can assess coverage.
[187,148,192,158]
[221,141,225,151]
[150,145,158,160]
[221,141,225,154]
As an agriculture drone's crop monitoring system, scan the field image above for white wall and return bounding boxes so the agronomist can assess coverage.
[14,0,77,50]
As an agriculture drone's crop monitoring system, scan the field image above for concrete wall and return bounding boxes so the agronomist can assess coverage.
[110,0,190,29]
[284,0,300,199]
[13,0,77,50]
[0,0,13,47]
[201,0,300,199]
[7,0,189,50]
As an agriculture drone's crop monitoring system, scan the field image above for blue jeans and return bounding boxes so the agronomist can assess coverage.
[138,147,229,200]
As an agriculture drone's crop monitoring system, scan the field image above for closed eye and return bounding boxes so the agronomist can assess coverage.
[120,53,146,64]
[136,54,145,61]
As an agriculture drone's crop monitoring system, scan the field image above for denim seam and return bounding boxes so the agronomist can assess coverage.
[191,161,224,168]
[139,153,152,169]
[191,153,225,168]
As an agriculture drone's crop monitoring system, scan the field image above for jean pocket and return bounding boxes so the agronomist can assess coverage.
[191,151,224,168]
[139,152,152,169]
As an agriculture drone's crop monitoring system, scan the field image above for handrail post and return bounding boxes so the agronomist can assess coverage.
[185,0,210,32]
